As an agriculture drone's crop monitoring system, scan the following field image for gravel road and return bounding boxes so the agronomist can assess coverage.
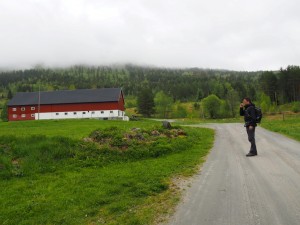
[168,123,300,225]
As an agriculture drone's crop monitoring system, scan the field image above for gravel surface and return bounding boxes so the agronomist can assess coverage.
[168,123,300,225]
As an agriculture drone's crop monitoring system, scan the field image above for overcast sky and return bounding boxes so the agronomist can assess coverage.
[0,0,299,71]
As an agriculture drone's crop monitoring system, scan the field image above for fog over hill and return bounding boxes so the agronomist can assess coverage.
[0,0,300,71]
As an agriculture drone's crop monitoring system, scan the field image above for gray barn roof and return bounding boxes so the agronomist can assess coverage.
[8,88,123,106]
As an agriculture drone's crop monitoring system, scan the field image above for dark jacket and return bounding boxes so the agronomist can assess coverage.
[240,104,257,127]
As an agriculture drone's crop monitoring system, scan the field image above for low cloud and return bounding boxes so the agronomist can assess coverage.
[0,0,299,71]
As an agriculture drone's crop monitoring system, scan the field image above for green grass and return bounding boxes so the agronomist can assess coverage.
[173,117,243,125]
[0,119,159,139]
[260,114,300,141]
[0,119,214,225]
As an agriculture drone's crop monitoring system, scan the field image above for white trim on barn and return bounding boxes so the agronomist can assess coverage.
[35,110,125,120]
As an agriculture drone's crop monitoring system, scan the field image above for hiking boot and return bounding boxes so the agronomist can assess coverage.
[246,152,257,157]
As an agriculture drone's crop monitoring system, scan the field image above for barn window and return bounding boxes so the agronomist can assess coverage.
[110,111,113,113]
[31,107,35,110]
[83,112,86,114]
[65,112,68,115]
[56,113,59,116]
[92,112,95,114]
[21,107,26,111]
[101,111,104,114]
[13,114,17,118]
[73,112,77,115]
[21,114,26,118]
[12,108,17,111]
[31,114,35,117]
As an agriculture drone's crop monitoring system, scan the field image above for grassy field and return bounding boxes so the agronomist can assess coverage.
[0,119,214,225]
[260,113,300,141]
[173,117,243,125]
[173,113,300,142]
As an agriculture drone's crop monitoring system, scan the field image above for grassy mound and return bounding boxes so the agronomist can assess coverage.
[0,121,214,225]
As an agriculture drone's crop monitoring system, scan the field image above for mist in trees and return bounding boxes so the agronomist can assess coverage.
[0,64,299,119]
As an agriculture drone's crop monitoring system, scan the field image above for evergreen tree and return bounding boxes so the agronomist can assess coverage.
[137,88,155,117]
[7,89,13,99]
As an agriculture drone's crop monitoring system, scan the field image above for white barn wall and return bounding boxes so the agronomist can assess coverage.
[35,110,125,120]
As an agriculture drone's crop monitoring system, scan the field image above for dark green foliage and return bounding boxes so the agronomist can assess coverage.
[0,64,298,119]
[194,102,200,110]
[292,101,300,113]
[1,101,8,121]
[137,88,155,117]
[0,65,260,105]
[7,89,13,99]
[260,71,278,102]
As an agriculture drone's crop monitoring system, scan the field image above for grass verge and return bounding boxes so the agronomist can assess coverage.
[260,114,300,141]
[0,120,214,225]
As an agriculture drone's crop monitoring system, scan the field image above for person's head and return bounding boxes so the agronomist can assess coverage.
[242,97,252,106]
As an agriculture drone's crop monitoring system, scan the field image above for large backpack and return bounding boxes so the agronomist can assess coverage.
[254,106,263,123]
[246,106,263,123]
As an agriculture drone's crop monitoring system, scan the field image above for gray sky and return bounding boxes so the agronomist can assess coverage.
[0,0,299,71]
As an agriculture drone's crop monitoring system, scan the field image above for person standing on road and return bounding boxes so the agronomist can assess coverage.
[240,97,257,157]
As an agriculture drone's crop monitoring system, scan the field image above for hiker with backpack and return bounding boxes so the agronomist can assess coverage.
[240,97,260,157]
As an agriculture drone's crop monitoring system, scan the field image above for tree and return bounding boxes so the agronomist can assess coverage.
[259,71,278,103]
[193,102,200,110]
[136,88,155,117]
[276,66,300,103]
[68,84,76,90]
[202,94,221,118]
[7,89,13,99]
[154,91,173,118]
[173,102,188,118]
[225,88,239,117]
[1,102,8,122]
[258,93,272,113]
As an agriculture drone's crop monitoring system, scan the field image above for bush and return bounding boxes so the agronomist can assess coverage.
[0,102,8,122]
[292,101,300,113]
[202,94,221,118]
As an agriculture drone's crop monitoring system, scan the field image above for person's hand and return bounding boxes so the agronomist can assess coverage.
[240,103,244,108]
[249,126,254,130]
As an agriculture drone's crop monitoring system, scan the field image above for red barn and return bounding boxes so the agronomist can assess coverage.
[7,88,126,121]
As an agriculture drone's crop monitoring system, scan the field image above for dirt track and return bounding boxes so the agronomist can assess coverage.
[168,123,300,225]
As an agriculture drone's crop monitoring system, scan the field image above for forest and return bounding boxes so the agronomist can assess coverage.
[0,64,299,119]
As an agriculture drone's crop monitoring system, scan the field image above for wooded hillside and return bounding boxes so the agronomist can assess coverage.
[0,64,299,118]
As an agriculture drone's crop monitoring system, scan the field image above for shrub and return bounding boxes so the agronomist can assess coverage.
[292,101,300,113]
[202,94,221,118]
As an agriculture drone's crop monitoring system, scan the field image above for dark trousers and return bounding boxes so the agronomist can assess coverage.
[246,126,257,154]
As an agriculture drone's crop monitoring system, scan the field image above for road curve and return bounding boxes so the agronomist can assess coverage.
[168,123,300,225]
